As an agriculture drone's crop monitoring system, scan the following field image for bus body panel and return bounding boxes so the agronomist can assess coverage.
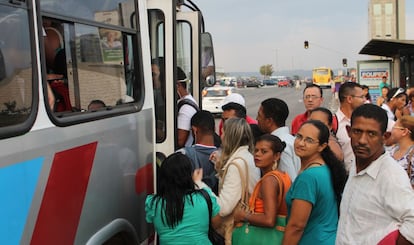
[0,109,153,244]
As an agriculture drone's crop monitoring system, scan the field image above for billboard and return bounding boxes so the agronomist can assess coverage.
[357,60,392,88]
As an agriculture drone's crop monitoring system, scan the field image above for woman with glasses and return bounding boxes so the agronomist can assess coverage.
[389,115,414,188]
[282,120,347,245]
[382,87,407,121]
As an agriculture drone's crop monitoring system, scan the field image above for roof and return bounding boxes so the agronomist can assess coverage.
[359,39,414,57]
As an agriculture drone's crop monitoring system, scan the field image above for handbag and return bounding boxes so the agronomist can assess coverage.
[232,171,287,245]
[199,189,225,245]
[217,157,250,244]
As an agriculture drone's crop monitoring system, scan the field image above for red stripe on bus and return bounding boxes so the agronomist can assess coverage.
[31,142,97,245]
[135,163,154,194]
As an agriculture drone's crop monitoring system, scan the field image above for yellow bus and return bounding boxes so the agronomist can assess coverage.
[312,67,334,88]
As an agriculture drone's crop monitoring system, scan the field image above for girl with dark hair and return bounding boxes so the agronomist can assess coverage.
[232,134,291,245]
[382,87,407,121]
[283,120,347,245]
[309,107,344,162]
[145,152,220,244]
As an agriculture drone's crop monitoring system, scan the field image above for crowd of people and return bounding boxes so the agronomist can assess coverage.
[145,81,414,245]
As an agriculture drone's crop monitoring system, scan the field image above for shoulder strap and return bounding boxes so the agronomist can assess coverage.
[220,157,249,204]
[178,98,200,112]
[248,171,284,212]
[199,189,212,226]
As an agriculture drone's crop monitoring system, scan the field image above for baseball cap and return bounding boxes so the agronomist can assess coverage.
[177,66,187,82]
[218,93,246,110]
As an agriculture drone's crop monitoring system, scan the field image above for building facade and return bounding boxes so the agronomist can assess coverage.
[369,0,405,39]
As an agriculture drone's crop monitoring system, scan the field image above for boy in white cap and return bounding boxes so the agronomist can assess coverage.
[218,93,263,140]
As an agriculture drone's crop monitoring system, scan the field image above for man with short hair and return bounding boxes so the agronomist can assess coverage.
[379,75,388,95]
[336,82,365,171]
[291,84,325,135]
[256,98,300,181]
[336,104,414,244]
[176,67,199,148]
[177,110,218,193]
[218,93,263,140]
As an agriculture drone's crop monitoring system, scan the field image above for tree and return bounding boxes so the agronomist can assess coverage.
[259,64,274,77]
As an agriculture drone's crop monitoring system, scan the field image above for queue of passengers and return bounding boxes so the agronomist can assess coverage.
[145,82,414,245]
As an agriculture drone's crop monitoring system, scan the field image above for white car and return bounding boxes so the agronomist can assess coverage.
[202,86,234,115]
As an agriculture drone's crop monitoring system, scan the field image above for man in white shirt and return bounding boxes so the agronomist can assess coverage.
[176,67,199,148]
[335,82,365,172]
[256,97,300,181]
[336,104,414,245]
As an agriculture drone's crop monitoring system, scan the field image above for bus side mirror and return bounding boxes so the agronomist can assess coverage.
[206,75,215,86]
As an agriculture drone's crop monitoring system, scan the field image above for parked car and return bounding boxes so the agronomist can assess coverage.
[245,79,263,88]
[277,79,291,87]
[263,79,277,86]
[202,85,234,115]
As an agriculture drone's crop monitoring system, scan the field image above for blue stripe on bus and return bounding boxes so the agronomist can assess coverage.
[0,157,44,245]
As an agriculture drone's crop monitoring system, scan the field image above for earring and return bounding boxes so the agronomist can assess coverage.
[272,160,278,170]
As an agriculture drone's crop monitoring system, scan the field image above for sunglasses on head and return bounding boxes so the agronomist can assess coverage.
[392,88,405,99]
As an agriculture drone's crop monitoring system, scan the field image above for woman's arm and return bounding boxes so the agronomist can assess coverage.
[234,175,278,227]
[282,199,312,245]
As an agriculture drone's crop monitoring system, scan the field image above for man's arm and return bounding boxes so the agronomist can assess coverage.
[177,129,189,148]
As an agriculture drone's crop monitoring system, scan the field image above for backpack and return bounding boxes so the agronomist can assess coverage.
[178,99,222,147]
[177,98,200,112]
[184,145,219,195]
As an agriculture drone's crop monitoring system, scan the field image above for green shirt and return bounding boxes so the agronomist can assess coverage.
[286,165,338,245]
[146,188,220,245]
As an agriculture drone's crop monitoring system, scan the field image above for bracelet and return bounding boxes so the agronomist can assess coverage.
[244,212,251,222]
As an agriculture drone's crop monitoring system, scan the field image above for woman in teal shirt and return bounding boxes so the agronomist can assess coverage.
[283,120,347,245]
[145,152,220,245]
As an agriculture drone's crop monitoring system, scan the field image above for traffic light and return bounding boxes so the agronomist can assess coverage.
[304,40,309,49]
[342,58,347,67]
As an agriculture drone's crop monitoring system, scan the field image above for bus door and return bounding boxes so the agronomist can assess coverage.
[148,1,206,157]
[147,0,177,160]
[176,11,201,104]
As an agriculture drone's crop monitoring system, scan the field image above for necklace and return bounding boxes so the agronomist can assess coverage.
[302,162,323,172]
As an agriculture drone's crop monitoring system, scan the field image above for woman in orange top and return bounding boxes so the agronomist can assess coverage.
[232,134,291,245]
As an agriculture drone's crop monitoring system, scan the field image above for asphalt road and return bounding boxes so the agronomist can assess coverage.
[215,84,338,131]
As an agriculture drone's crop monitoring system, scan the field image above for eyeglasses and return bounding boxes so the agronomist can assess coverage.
[392,88,406,99]
[303,95,321,100]
[393,126,412,134]
[351,95,365,99]
[295,134,319,144]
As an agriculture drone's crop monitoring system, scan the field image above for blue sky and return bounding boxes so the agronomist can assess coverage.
[196,0,414,73]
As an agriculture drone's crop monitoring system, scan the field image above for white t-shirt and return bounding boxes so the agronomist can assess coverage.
[177,95,198,146]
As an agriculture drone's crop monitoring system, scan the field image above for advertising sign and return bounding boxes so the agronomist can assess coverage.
[357,60,392,88]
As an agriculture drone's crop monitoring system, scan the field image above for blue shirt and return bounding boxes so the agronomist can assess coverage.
[286,165,338,245]
[145,188,220,245]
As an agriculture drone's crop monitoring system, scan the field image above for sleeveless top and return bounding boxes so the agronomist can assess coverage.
[248,170,291,216]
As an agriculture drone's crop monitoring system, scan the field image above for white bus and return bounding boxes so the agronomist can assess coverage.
[0,0,215,244]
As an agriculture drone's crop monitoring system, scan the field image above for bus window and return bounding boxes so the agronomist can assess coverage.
[42,10,143,121]
[40,0,136,28]
[0,4,33,128]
